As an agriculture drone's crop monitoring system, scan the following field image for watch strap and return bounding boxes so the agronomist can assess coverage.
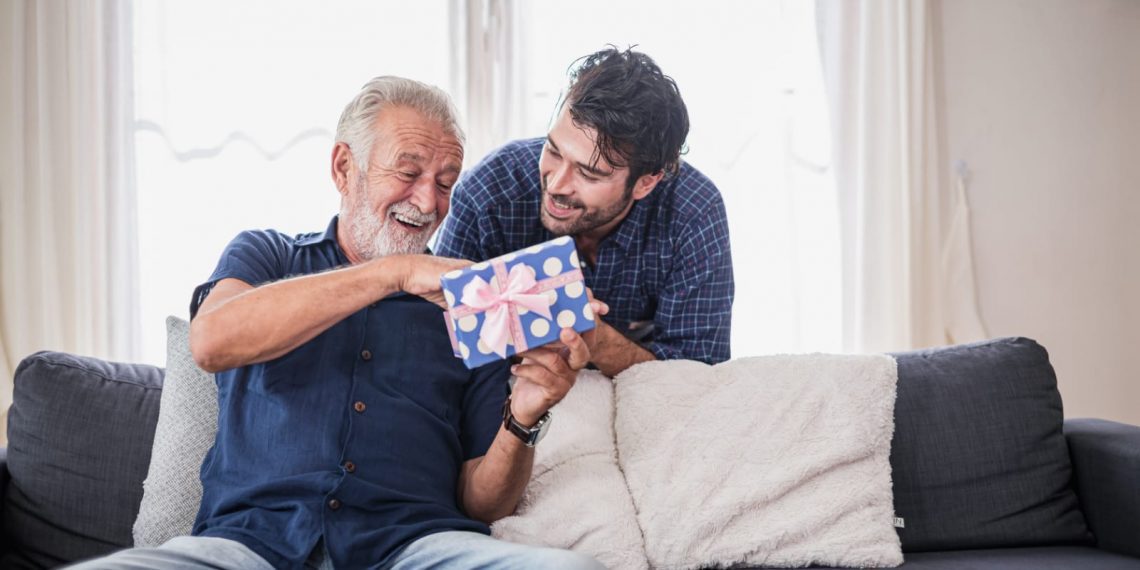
[502,397,551,447]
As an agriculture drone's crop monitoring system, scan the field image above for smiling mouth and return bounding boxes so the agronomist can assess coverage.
[544,194,581,220]
[391,211,429,230]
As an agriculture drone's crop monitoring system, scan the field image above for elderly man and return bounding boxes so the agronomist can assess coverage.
[68,77,603,570]
[434,47,735,376]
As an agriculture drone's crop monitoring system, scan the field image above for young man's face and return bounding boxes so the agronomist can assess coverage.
[339,105,463,261]
[537,106,639,239]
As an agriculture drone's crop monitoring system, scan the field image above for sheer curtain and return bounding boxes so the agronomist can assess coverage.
[449,0,527,167]
[816,0,987,353]
[0,0,139,444]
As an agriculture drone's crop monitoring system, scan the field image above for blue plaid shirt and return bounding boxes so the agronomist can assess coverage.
[434,138,733,364]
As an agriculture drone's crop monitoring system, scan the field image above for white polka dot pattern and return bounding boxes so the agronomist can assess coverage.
[458,315,478,332]
[557,310,576,328]
[543,257,563,277]
[564,281,584,298]
[530,318,551,338]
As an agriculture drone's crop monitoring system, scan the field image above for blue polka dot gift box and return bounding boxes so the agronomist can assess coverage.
[440,236,597,369]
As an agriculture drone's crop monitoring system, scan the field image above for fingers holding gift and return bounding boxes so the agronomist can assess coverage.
[397,255,472,308]
[584,287,610,317]
[558,328,591,371]
[510,353,575,422]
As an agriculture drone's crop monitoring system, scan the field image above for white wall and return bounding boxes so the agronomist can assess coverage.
[935,0,1140,424]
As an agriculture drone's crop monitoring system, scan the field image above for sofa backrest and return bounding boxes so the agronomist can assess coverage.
[2,351,163,569]
[890,336,1092,551]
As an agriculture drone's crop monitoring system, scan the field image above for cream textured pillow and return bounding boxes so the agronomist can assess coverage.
[132,316,218,546]
[492,370,647,569]
[615,356,903,569]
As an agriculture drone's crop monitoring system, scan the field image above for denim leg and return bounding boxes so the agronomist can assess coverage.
[64,536,274,570]
[386,531,605,570]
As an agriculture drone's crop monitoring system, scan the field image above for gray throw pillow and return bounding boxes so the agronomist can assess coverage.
[2,351,163,568]
[132,316,219,546]
[889,337,1092,551]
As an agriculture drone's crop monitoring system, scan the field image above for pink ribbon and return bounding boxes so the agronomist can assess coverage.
[454,260,581,358]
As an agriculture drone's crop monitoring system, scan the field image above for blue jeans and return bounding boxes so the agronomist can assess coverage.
[385,531,604,569]
[65,532,603,570]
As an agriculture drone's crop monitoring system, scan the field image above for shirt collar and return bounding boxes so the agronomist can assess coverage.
[297,216,341,247]
[298,216,352,266]
[604,192,652,252]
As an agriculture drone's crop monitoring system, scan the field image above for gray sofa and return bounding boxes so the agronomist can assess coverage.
[1,337,1138,569]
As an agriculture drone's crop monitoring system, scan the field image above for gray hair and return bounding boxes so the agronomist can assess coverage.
[335,76,465,173]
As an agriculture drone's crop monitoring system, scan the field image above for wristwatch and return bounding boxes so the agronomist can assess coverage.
[502,397,552,447]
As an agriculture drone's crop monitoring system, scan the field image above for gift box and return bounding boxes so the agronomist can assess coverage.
[440,236,596,369]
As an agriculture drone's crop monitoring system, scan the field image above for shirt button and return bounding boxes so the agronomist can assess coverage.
[344,461,356,473]
[353,401,366,413]
[361,349,372,361]
[328,498,341,510]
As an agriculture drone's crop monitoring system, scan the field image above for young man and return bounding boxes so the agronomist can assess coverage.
[434,47,734,376]
[68,77,602,570]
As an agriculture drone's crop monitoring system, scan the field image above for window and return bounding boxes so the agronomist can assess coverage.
[132,1,838,364]
[132,0,451,363]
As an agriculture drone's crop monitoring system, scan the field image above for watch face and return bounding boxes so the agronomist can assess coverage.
[530,413,553,445]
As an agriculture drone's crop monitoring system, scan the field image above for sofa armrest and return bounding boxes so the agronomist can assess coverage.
[1,446,8,555]
[1064,418,1140,558]
[1,446,8,509]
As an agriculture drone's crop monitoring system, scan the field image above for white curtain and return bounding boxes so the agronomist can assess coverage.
[0,0,139,443]
[449,0,527,167]
[816,0,987,353]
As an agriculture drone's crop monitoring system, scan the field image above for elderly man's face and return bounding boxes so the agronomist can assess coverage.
[340,106,463,261]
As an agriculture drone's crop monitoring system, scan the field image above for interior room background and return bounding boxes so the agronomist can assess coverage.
[2,0,1137,448]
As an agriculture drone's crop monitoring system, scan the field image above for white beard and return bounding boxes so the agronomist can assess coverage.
[342,176,436,260]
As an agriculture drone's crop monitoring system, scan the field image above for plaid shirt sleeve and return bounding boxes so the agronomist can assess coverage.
[645,196,734,365]
[433,144,529,261]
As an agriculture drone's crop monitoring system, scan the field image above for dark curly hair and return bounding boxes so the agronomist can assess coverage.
[563,46,690,189]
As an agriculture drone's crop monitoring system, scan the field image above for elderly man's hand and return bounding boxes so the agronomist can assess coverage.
[392,254,471,309]
[508,328,590,426]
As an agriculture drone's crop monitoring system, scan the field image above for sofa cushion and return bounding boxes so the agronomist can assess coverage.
[1,352,163,568]
[615,355,902,569]
[889,337,1092,551]
[133,316,218,546]
[491,370,646,569]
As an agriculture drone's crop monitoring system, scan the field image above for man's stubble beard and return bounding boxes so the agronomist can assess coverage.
[539,175,634,237]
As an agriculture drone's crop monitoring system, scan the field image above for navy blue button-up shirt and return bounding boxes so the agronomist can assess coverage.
[433,138,734,364]
[189,217,510,570]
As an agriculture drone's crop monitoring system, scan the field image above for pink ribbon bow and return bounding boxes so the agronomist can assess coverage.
[460,263,554,357]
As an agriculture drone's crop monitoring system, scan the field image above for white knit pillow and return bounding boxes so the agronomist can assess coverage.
[132,316,218,546]
[615,356,903,569]
[492,370,647,569]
